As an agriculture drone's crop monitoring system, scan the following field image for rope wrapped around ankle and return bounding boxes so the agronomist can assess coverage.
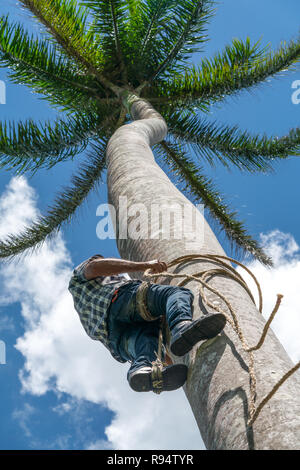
[151,317,166,394]
[135,283,168,394]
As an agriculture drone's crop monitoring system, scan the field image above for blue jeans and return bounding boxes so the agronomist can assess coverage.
[107,281,194,379]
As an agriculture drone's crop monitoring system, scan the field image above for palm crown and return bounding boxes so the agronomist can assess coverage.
[0,0,299,265]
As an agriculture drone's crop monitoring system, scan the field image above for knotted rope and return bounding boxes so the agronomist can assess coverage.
[150,318,167,395]
[136,281,167,394]
[139,253,300,425]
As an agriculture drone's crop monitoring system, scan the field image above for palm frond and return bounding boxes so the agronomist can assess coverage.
[147,0,214,81]
[18,0,111,88]
[80,0,128,81]
[167,110,300,172]
[127,0,140,16]
[155,139,272,266]
[0,110,114,173]
[0,138,108,260]
[0,15,112,113]
[128,0,178,82]
[117,0,214,87]
[149,36,300,109]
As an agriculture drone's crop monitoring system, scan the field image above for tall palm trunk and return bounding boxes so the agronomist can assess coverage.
[106,98,300,450]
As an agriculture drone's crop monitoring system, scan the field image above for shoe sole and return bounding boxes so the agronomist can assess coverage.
[170,313,226,357]
[129,364,188,392]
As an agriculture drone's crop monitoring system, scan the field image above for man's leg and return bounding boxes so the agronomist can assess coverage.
[107,282,194,329]
[141,284,227,356]
[142,284,195,329]
[107,286,188,393]
[118,323,188,393]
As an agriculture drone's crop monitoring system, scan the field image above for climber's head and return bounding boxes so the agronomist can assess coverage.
[91,254,104,260]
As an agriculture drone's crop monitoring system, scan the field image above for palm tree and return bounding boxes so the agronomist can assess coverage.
[0,0,300,449]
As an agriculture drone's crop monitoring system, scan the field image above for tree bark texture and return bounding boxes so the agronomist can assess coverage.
[106,98,300,450]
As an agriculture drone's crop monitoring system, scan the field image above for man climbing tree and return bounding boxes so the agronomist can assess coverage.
[1,0,300,449]
[68,254,226,393]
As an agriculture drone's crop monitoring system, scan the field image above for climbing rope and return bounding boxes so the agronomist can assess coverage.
[135,282,168,394]
[139,253,300,426]
[151,318,166,395]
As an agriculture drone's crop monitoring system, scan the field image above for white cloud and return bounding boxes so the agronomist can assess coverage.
[236,230,300,364]
[0,176,37,238]
[0,176,203,450]
[12,403,36,439]
[1,177,299,451]
[87,439,114,450]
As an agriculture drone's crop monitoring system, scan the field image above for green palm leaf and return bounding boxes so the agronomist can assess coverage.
[0,110,113,173]
[125,0,189,83]
[122,0,173,83]
[166,110,300,172]
[131,0,213,88]
[0,138,107,260]
[18,0,109,86]
[0,15,111,113]
[147,0,214,81]
[149,36,300,109]
[155,139,272,265]
[80,0,128,81]
[0,0,298,265]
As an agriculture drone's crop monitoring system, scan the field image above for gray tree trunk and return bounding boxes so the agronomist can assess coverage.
[106,98,300,450]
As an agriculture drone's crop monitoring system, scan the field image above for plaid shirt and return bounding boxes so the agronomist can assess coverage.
[68,254,133,363]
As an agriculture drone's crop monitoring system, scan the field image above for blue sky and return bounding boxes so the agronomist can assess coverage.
[0,0,299,450]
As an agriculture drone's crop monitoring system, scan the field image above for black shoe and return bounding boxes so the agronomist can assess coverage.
[170,313,227,357]
[128,364,188,393]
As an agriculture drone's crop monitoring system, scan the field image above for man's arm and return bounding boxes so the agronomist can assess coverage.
[84,257,167,280]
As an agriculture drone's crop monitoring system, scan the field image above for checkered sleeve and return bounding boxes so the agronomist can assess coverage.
[72,261,88,282]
